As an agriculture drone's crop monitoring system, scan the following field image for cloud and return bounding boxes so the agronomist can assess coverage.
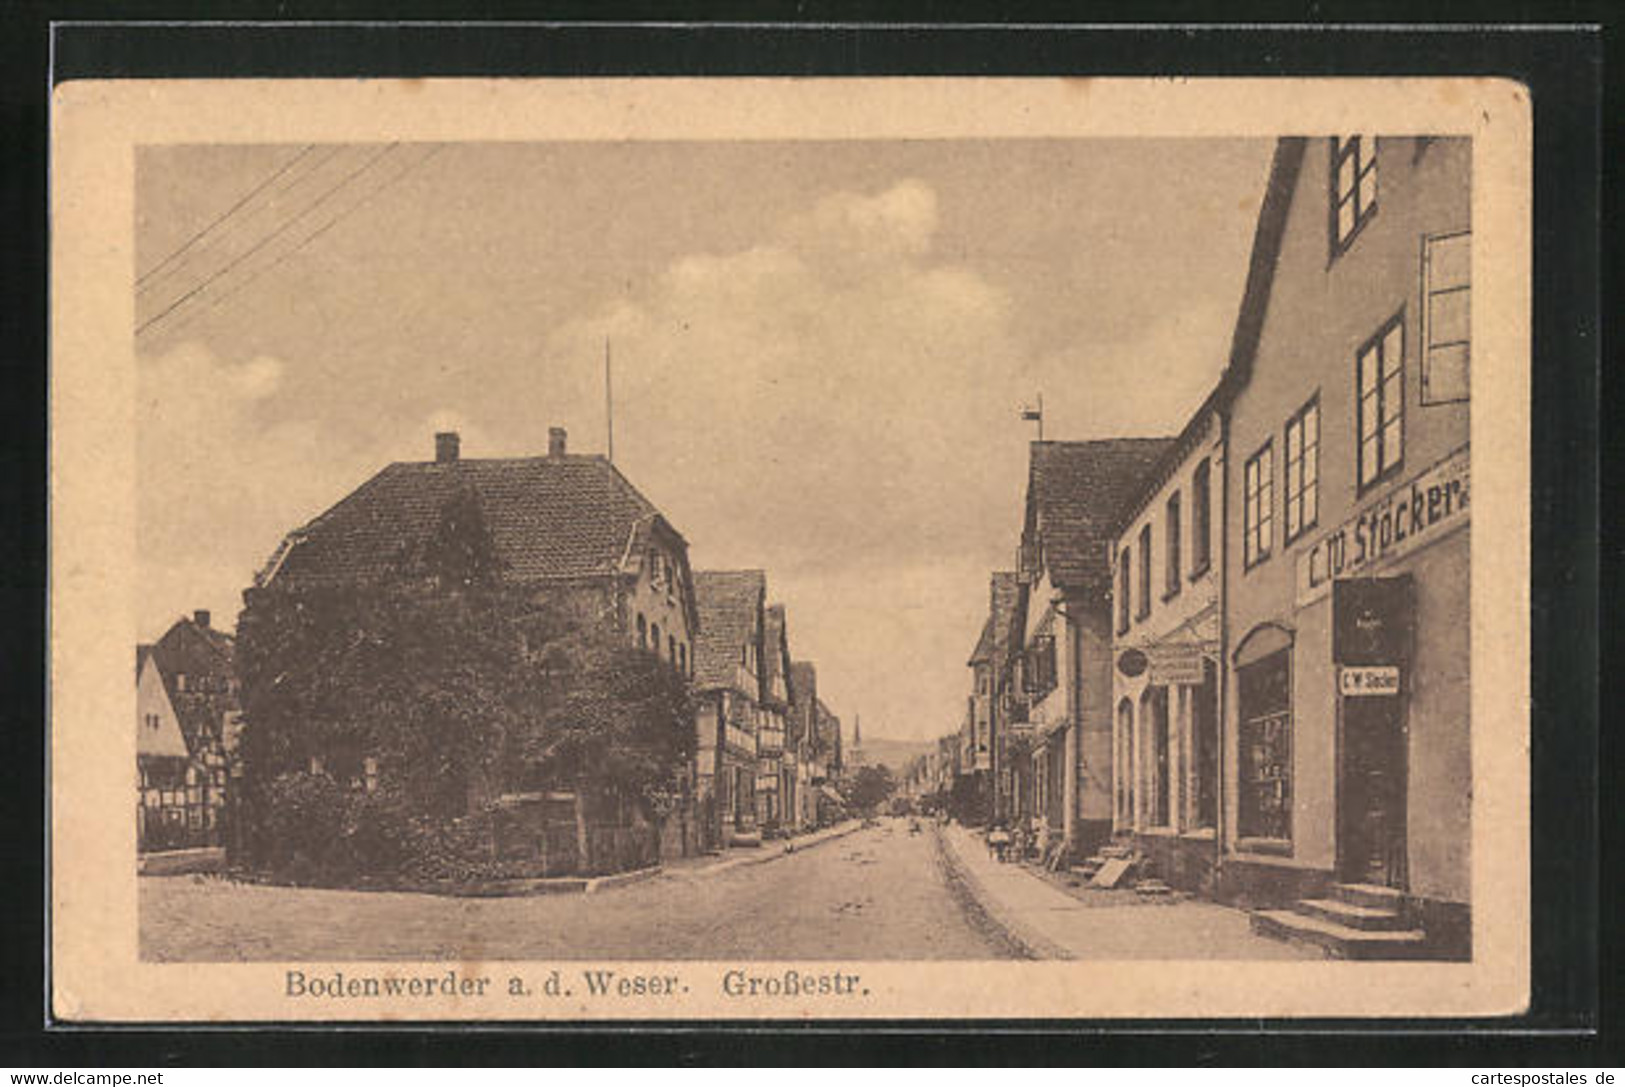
[136,341,381,638]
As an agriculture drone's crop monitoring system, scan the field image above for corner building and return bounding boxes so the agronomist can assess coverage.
[1217,137,1471,957]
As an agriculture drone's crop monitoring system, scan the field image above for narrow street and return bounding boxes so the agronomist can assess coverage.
[141,821,1022,962]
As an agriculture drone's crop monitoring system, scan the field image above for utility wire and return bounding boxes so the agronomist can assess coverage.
[137,143,400,337]
[149,145,443,340]
[136,144,318,291]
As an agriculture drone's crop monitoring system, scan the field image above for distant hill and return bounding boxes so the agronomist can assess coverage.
[847,736,935,776]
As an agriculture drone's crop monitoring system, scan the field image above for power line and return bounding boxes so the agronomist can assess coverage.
[148,145,443,339]
[136,144,317,290]
[137,143,400,338]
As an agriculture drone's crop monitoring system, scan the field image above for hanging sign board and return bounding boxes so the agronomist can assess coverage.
[1148,644,1207,686]
[1339,665,1401,696]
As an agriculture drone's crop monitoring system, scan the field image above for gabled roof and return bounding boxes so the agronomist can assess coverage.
[989,571,1020,656]
[692,569,765,692]
[763,604,793,706]
[265,453,682,587]
[1023,438,1177,596]
[150,614,238,758]
[968,615,996,667]
[790,661,818,743]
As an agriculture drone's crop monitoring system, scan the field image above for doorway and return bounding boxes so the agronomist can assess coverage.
[1338,693,1407,887]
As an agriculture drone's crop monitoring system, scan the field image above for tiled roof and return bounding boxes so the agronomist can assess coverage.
[989,571,1020,656]
[764,604,792,703]
[968,615,996,666]
[1025,438,1177,595]
[692,570,764,692]
[790,661,818,743]
[268,454,672,586]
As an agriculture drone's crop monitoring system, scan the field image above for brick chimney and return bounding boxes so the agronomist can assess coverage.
[548,427,567,458]
[435,431,460,463]
[193,609,210,629]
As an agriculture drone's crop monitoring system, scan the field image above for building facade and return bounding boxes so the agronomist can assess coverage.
[256,427,704,866]
[136,609,240,854]
[1217,136,1471,957]
[693,569,768,849]
[1108,402,1226,895]
[1015,438,1176,860]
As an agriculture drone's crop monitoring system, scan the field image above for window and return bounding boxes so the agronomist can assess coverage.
[1421,230,1471,404]
[668,635,676,664]
[649,551,663,589]
[1146,686,1171,828]
[1192,659,1219,829]
[1164,493,1182,599]
[1238,648,1293,842]
[1117,548,1131,634]
[650,623,661,658]
[637,613,647,649]
[1357,313,1406,491]
[1284,396,1320,544]
[1243,442,1274,568]
[1027,635,1057,696]
[1136,524,1152,620]
[1330,135,1378,255]
[1191,458,1212,575]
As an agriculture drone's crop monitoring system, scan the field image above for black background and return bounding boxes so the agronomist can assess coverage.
[1,9,1608,1067]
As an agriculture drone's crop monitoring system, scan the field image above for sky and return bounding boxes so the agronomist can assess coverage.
[135,137,1274,743]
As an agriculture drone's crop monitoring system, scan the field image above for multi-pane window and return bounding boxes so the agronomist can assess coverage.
[1117,548,1131,634]
[1358,314,1406,491]
[1421,230,1471,404]
[1238,648,1292,842]
[1164,493,1182,598]
[1284,396,1320,544]
[1331,135,1378,254]
[1243,442,1274,568]
[1190,458,1212,575]
[1136,524,1152,620]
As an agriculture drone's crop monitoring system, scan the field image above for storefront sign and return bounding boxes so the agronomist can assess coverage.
[1297,447,1469,606]
[1115,648,1149,678]
[1148,644,1207,686]
[1339,665,1401,696]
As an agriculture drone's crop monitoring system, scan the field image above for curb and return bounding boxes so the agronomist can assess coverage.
[675,821,864,880]
[934,826,1074,961]
[138,847,226,877]
[585,864,665,895]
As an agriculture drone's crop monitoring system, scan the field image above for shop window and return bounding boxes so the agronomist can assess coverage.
[1142,686,1171,828]
[1237,645,1293,843]
[1192,659,1219,829]
[1116,698,1135,827]
[1244,441,1274,568]
[1136,524,1152,621]
[1117,548,1131,634]
[1330,135,1378,257]
[1358,312,1406,492]
[1285,395,1320,544]
[1164,493,1182,599]
[1421,230,1471,404]
[1191,458,1212,576]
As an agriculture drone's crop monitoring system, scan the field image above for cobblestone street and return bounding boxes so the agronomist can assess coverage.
[141,821,1021,962]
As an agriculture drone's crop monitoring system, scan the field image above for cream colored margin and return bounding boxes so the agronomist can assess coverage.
[50,77,1531,1022]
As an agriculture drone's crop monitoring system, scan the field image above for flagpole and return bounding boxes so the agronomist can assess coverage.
[605,337,614,463]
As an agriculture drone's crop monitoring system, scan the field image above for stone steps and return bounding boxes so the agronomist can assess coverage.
[1249,881,1429,960]
[1250,909,1429,960]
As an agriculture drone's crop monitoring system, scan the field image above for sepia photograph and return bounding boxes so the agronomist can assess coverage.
[50,76,1531,1021]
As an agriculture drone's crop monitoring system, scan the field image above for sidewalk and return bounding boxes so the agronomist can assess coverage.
[938,822,1316,960]
[665,820,864,881]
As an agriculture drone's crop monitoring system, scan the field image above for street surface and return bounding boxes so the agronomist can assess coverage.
[141,820,1022,962]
